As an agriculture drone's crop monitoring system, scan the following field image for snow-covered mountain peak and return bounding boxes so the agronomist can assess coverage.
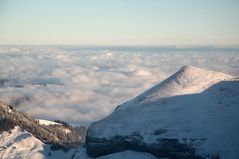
[172,65,231,81]
[87,66,239,159]
[164,65,232,93]
[118,66,233,110]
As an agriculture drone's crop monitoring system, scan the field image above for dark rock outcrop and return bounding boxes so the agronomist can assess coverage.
[86,134,205,159]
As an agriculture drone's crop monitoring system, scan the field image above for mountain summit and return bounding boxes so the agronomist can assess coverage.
[118,65,232,110]
[86,66,239,159]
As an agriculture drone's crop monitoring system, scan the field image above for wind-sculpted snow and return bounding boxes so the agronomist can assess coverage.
[0,45,238,125]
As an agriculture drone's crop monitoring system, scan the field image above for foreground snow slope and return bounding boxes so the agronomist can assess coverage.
[0,127,84,159]
[96,150,158,159]
[0,127,45,159]
[87,66,239,159]
[74,148,158,159]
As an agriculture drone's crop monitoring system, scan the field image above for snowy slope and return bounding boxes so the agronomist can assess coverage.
[0,127,84,159]
[0,101,86,159]
[38,119,61,126]
[73,148,158,159]
[87,66,239,158]
[118,65,232,111]
[96,150,158,159]
[0,126,45,159]
[0,101,86,153]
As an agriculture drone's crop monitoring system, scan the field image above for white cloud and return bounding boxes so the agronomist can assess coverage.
[0,46,238,126]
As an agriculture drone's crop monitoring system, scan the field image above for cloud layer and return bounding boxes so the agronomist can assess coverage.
[0,46,238,125]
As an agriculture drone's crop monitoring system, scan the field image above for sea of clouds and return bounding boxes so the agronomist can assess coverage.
[0,45,238,126]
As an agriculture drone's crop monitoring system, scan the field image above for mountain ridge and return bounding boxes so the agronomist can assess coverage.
[86,66,239,159]
[117,65,232,111]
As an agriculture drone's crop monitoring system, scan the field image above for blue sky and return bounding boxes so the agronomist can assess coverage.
[0,0,238,45]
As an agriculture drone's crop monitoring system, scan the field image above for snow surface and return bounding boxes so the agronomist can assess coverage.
[73,148,158,159]
[38,119,61,126]
[119,65,232,110]
[0,126,45,159]
[38,119,72,134]
[96,150,158,159]
[0,127,80,159]
[88,66,239,159]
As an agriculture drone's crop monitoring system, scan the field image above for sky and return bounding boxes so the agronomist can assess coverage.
[0,0,239,45]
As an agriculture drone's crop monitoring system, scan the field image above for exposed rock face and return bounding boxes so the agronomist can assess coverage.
[86,135,205,159]
[86,66,239,159]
